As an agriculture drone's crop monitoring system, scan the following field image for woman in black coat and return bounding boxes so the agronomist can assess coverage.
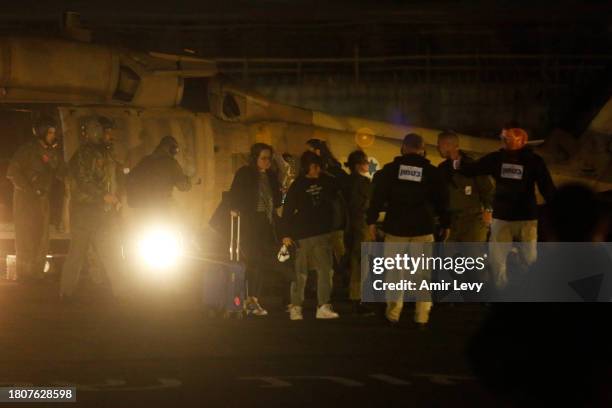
[228,143,282,316]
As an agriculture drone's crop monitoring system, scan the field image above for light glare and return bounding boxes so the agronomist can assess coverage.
[137,226,183,270]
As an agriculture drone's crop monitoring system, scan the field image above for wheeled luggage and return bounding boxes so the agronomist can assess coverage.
[202,213,246,318]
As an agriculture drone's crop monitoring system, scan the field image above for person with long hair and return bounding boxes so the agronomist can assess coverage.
[228,143,282,316]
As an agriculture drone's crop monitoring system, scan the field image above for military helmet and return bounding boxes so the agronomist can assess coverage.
[98,116,115,131]
[33,115,58,143]
[158,135,180,156]
[81,116,113,146]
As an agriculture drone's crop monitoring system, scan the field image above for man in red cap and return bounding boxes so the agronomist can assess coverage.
[454,124,556,289]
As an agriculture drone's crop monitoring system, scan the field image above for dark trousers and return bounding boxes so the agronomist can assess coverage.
[13,191,50,281]
[243,212,278,299]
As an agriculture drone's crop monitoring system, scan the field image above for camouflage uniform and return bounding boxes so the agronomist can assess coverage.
[60,143,125,298]
[7,139,64,281]
[439,152,494,242]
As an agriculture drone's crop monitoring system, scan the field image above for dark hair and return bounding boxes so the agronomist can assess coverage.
[300,150,323,175]
[249,143,274,168]
[98,116,115,130]
[33,115,57,138]
[402,133,424,150]
[345,150,368,174]
[438,130,458,141]
[306,138,341,169]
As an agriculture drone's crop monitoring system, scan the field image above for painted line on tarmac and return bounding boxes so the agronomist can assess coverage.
[368,374,412,385]
[413,374,475,385]
[237,377,292,388]
[238,373,475,388]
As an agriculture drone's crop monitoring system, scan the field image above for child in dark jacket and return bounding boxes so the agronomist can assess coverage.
[281,151,342,321]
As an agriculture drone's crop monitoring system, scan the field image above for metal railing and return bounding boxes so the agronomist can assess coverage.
[213,53,612,83]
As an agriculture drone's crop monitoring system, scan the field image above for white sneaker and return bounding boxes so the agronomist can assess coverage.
[289,305,303,321]
[252,306,268,316]
[316,304,339,319]
[246,297,268,317]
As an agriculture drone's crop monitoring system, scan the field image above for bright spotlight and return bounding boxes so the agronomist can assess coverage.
[137,226,183,270]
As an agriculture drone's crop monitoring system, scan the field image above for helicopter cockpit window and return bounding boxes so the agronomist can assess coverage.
[222,93,241,119]
[113,65,141,102]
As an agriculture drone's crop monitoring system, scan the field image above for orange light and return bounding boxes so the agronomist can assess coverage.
[355,127,375,148]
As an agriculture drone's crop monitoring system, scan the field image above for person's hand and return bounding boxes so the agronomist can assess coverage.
[282,237,294,247]
[439,228,450,242]
[482,211,493,226]
[368,224,378,241]
[104,194,119,205]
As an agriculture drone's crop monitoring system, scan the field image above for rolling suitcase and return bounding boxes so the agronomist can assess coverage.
[202,213,246,319]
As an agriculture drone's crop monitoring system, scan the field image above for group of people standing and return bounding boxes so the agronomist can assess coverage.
[228,123,557,326]
[7,115,193,301]
[225,139,370,320]
[8,115,559,324]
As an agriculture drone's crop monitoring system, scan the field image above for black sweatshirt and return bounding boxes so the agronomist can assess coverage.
[366,154,450,237]
[458,148,556,221]
[280,173,339,240]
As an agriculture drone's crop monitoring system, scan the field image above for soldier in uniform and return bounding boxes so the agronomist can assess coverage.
[437,130,494,242]
[7,116,65,283]
[60,116,126,300]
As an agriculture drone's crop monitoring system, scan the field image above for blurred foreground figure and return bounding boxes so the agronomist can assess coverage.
[469,184,612,407]
[60,117,126,300]
[7,116,64,283]
[367,134,450,327]
[542,183,609,242]
[455,125,556,288]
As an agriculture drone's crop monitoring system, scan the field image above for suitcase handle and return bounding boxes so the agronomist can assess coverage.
[230,212,240,262]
